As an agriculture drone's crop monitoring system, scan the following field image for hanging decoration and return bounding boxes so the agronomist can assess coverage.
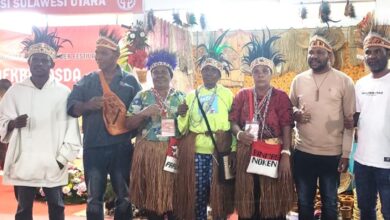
[146,10,156,32]
[344,0,356,18]
[185,13,197,28]
[300,2,307,20]
[172,13,183,26]
[200,14,207,30]
[319,1,340,27]
[172,12,198,28]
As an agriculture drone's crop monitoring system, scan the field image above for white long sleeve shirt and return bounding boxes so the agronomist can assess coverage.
[0,76,82,187]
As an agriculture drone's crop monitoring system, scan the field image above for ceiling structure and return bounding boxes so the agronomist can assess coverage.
[0,0,388,33]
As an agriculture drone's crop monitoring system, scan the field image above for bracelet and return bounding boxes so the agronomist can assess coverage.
[236,131,243,141]
[281,149,291,156]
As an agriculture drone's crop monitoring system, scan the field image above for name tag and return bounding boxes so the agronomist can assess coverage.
[161,118,175,137]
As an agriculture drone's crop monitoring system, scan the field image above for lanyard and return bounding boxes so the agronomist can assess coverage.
[151,88,172,117]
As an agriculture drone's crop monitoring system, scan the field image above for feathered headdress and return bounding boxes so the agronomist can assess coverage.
[146,50,177,76]
[96,27,121,51]
[360,19,390,50]
[22,26,71,60]
[196,30,233,75]
[242,29,285,73]
[309,27,335,53]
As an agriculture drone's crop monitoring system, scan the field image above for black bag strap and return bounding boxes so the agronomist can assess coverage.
[195,89,220,155]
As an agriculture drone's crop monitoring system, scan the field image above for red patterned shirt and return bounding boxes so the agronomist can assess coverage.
[229,88,294,139]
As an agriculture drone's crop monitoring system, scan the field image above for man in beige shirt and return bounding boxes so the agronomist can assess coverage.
[289,28,355,220]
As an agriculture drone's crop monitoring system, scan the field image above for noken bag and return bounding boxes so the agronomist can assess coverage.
[99,72,130,136]
[163,138,179,173]
[246,140,281,178]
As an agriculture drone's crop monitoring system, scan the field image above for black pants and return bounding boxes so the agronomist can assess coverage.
[293,150,340,220]
[84,143,133,220]
[14,185,64,220]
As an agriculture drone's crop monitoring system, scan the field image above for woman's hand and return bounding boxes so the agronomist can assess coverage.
[177,100,188,117]
[228,152,237,174]
[140,104,160,118]
[237,128,255,146]
[278,154,291,181]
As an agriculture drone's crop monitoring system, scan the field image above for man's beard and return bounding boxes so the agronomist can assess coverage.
[309,59,329,72]
[368,57,388,74]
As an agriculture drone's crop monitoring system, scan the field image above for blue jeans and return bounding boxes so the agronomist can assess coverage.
[14,186,64,220]
[354,161,390,220]
[84,142,133,220]
[293,150,340,220]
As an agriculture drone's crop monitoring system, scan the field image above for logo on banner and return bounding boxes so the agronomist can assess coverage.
[117,0,136,10]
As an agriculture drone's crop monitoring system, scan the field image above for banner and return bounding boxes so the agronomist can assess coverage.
[0,0,143,14]
[0,25,125,88]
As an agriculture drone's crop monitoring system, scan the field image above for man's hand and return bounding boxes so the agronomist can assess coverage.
[338,157,349,173]
[237,127,255,146]
[344,115,354,129]
[294,105,311,124]
[278,154,292,181]
[177,100,188,117]
[8,114,28,131]
[84,96,104,111]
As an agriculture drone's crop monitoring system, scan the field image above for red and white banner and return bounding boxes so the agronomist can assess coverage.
[0,0,143,14]
[0,25,125,88]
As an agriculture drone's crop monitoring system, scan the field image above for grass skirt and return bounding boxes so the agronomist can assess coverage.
[130,138,174,215]
[235,143,296,218]
[174,132,234,220]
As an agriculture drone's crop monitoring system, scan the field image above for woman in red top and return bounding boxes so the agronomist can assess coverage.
[229,31,296,220]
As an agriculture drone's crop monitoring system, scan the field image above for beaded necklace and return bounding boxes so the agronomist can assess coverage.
[253,87,273,140]
[151,88,174,117]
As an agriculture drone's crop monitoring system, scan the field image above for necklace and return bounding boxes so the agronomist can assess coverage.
[312,71,330,102]
[151,88,173,117]
[253,87,272,140]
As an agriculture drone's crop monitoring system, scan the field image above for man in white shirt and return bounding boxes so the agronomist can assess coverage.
[0,27,81,220]
[354,22,390,220]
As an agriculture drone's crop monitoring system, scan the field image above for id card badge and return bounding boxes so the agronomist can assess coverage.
[245,120,259,141]
[161,118,175,137]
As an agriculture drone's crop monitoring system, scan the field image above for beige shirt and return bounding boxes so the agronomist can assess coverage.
[289,68,355,158]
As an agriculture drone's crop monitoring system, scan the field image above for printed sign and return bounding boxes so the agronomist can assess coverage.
[0,0,143,14]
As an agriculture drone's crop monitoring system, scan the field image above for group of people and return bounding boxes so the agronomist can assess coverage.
[0,21,388,220]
